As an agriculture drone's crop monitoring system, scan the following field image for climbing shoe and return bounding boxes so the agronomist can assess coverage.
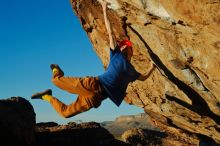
[50,64,64,77]
[31,89,52,99]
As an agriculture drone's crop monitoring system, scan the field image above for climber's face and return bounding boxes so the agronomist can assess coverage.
[120,45,133,61]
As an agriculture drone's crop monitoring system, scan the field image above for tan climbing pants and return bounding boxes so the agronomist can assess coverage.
[50,76,106,118]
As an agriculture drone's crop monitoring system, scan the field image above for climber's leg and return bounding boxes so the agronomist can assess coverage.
[52,76,86,94]
[49,93,105,118]
[52,76,102,95]
[48,95,91,118]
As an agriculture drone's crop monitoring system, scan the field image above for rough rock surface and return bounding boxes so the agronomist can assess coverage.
[35,121,129,146]
[0,97,36,146]
[121,128,219,146]
[122,128,189,146]
[70,0,220,144]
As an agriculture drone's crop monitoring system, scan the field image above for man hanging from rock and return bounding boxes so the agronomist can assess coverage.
[31,0,155,118]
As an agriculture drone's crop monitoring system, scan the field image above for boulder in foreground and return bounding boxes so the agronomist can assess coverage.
[0,97,36,146]
[35,121,130,146]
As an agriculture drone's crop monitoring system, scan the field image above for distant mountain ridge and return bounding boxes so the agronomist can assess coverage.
[101,113,159,137]
[114,113,149,123]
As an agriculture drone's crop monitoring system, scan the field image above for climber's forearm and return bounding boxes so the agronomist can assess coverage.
[103,11,111,37]
[137,63,155,81]
[102,1,116,49]
[103,12,116,49]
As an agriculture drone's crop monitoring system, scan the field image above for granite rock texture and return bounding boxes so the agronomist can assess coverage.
[70,0,220,143]
[121,128,194,146]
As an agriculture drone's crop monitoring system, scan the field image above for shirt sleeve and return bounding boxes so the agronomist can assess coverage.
[132,70,141,82]
[129,66,141,82]
[110,45,120,59]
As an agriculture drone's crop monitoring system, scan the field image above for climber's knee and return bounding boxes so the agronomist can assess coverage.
[87,94,106,109]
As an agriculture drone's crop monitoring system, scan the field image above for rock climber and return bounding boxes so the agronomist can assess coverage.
[31,0,155,118]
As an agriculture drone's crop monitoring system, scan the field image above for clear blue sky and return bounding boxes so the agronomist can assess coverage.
[0,0,143,124]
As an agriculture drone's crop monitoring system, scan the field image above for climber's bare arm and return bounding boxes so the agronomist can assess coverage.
[137,63,155,81]
[101,0,117,50]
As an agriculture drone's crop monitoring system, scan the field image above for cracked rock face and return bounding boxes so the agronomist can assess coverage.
[71,0,220,143]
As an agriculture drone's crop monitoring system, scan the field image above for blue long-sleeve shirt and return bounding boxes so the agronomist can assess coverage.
[98,46,140,106]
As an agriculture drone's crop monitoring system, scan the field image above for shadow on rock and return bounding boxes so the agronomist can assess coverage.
[35,121,130,146]
[0,97,36,146]
[122,128,167,146]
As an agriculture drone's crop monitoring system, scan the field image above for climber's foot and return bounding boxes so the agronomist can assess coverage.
[50,64,64,77]
[31,89,52,99]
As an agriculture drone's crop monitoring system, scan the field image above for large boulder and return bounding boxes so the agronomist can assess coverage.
[121,128,219,146]
[0,97,36,146]
[70,0,220,143]
[35,121,129,146]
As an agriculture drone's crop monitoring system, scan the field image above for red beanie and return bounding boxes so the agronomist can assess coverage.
[118,40,132,48]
